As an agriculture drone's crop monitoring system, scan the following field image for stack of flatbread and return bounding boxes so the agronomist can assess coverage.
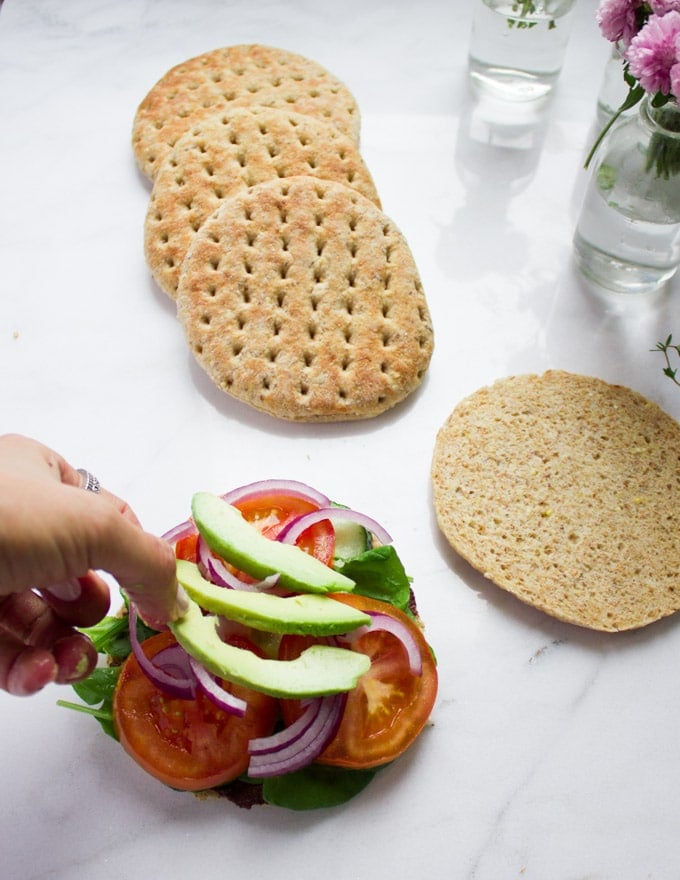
[133,44,433,421]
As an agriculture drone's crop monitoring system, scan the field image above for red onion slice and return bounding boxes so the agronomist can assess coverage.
[161,518,197,545]
[197,535,280,592]
[128,606,197,699]
[152,644,196,681]
[247,693,347,778]
[222,478,329,508]
[277,507,392,547]
[248,698,319,756]
[341,611,422,676]
[188,657,247,717]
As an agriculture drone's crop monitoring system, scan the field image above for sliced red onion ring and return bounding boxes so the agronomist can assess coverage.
[152,644,196,681]
[247,693,347,778]
[188,657,247,717]
[277,507,392,547]
[128,606,197,699]
[222,478,330,508]
[341,611,422,676]
[161,518,197,545]
[197,535,280,592]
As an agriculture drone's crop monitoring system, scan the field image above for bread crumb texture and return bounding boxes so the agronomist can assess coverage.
[431,370,680,632]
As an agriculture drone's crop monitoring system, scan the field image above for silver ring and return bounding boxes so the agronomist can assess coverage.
[76,468,101,494]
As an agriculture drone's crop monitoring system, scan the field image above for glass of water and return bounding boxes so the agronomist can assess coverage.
[468,0,577,103]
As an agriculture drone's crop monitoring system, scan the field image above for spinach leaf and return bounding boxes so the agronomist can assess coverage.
[57,666,121,739]
[80,611,156,658]
[262,764,377,810]
[334,545,412,611]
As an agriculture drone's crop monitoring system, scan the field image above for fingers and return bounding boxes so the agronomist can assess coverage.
[41,571,111,628]
[91,519,186,628]
[0,432,185,646]
[0,641,57,696]
[0,592,98,695]
[51,633,97,683]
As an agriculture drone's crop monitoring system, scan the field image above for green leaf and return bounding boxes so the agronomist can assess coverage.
[261,764,377,810]
[59,666,121,740]
[335,545,412,611]
[71,666,120,706]
[80,611,156,658]
[651,333,680,388]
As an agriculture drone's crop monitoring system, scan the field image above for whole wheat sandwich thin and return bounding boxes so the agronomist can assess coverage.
[133,44,361,180]
[176,175,433,422]
[431,370,680,632]
[145,106,380,299]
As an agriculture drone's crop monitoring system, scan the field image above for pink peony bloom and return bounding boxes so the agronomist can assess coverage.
[650,1,680,14]
[596,0,644,46]
[672,61,680,99]
[626,11,680,94]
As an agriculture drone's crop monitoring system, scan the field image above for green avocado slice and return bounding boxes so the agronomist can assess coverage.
[170,600,370,698]
[177,560,370,635]
[191,492,355,594]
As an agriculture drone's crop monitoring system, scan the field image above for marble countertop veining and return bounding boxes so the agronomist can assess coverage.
[1,1,679,878]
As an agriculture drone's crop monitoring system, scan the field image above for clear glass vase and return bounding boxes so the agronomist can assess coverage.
[573,97,680,295]
[595,42,632,127]
[467,0,577,102]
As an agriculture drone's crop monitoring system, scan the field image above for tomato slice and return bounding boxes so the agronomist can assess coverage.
[113,632,278,791]
[233,492,335,566]
[175,532,199,563]
[278,594,437,769]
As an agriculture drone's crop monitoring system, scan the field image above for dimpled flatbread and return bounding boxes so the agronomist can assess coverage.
[145,107,380,299]
[431,371,680,632]
[176,175,434,422]
[132,44,361,180]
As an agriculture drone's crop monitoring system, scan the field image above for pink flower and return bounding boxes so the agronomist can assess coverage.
[672,61,680,99]
[650,1,680,14]
[596,0,644,47]
[626,11,680,94]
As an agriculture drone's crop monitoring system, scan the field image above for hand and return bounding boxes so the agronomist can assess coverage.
[0,434,187,696]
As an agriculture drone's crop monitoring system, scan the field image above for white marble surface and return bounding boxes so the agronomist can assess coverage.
[1,1,680,878]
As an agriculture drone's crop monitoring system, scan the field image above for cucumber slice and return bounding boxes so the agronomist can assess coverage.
[332,517,371,564]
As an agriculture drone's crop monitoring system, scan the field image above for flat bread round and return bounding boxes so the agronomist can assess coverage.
[431,371,680,632]
[176,175,433,422]
[145,107,380,299]
[132,44,361,179]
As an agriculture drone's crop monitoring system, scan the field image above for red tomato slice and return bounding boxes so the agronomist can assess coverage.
[113,632,278,791]
[278,594,438,770]
[175,532,199,563]
[233,492,335,566]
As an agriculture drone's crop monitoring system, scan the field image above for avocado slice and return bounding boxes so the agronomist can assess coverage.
[170,599,370,698]
[177,560,370,635]
[191,492,355,594]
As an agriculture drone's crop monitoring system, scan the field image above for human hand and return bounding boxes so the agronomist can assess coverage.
[0,434,187,696]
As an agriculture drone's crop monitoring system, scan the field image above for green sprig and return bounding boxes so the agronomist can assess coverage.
[652,334,680,386]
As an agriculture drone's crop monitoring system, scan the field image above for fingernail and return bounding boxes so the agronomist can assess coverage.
[45,578,82,602]
[53,634,97,683]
